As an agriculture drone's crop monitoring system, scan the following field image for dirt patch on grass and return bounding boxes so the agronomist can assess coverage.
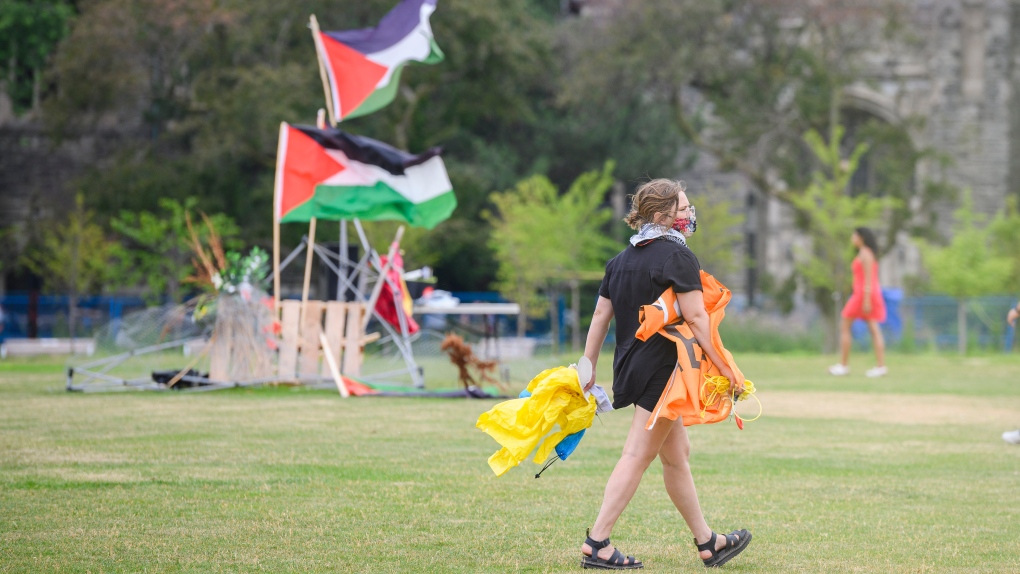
[758,391,1020,426]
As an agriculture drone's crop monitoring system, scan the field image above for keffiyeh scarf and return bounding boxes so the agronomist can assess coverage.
[629,223,687,247]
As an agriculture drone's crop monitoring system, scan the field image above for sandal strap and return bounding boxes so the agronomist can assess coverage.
[608,548,626,565]
[724,529,748,549]
[695,531,718,553]
[583,530,640,567]
[585,528,612,551]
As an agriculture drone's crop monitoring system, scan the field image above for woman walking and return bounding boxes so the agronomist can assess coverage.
[829,227,887,378]
[1003,301,1020,444]
[579,179,751,569]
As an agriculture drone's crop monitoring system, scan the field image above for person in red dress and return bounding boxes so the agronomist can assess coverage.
[829,227,887,378]
[1003,302,1020,444]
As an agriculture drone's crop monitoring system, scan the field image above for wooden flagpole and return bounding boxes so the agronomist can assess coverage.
[309,15,337,126]
[310,14,349,308]
[299,109,328,328]
[272,122,287,316]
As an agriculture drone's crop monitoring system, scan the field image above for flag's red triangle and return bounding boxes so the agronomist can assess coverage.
[319,33,388,119]
[343,376,378,396]
[279,125,346,219]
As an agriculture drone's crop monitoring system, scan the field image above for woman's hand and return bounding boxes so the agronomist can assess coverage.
[581,358,597,392]
[676,290,746,396]
[718,365,745,397]
[1008,307,1019,327]
[862,292,873,315]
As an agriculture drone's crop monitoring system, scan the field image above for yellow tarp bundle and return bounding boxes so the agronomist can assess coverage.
[476,366,597,477]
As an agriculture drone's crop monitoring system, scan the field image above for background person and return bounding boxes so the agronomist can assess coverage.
[829,227,888,378]
[579,179,751,570]
[1003,301,1020,444]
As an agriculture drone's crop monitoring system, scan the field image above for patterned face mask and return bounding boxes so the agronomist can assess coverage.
[672,206,697,238]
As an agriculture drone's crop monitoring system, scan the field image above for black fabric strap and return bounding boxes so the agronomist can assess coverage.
[695,531,718,552]
[586,535,611,551]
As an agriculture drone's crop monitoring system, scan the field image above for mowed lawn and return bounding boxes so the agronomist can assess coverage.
[2,353,1020,573]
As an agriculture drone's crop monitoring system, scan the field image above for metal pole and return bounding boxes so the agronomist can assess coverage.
[338,220,348,301]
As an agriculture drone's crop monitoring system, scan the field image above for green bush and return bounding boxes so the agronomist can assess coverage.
[718,316,825,354]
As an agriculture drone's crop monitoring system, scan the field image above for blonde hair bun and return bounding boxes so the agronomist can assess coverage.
[624,179,687,230]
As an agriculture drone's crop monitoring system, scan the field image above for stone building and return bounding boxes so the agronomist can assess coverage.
[682,0,1020,304]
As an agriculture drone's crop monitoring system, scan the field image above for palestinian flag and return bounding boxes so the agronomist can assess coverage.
[316,0,443,121]
[274,123,455,229]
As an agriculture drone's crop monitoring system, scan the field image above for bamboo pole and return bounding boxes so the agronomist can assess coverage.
[299,110,327,329]
[272,122,287,315]
[299,219,317,328]
[309,15,337,126]
[320,332,350,397]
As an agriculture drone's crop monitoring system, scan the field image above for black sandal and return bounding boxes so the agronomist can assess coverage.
[695,530,751,568]
[581,530,643,570]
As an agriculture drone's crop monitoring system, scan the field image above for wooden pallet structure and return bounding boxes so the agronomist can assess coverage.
[274,299,380,393]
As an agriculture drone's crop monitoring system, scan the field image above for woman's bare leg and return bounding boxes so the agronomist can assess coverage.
[582,406,674,562]
[839,316,853,366]
[659,421,741,560]
[866,320,886,367]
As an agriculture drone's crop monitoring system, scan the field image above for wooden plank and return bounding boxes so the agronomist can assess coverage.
[319,332,349,397]
[278,300,301,379]
[342,303,365,376]
[299,300,324,376]
[322,302,347,378]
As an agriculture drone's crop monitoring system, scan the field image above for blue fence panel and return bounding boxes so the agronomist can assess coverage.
[850,287,904,342]
[902,295,1018,352]
[0,293,149,341]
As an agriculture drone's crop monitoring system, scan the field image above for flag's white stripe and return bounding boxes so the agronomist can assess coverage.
[365,3,436,88]
[322,150,452,203]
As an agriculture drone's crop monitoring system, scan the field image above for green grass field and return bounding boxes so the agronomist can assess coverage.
[2,352,1020,573]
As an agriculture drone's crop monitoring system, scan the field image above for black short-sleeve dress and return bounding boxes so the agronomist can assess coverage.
[598,238,702,411]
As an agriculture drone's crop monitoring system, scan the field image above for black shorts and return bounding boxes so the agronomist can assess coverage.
[630,362,675,412]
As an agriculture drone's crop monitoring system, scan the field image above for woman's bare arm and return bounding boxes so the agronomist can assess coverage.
[676,289,745,394]
[582,296,614,391]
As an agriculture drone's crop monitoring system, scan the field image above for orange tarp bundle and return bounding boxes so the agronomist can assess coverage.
[636,270,744,430]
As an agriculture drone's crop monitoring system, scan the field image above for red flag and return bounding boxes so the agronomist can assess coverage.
[374,251,419,334]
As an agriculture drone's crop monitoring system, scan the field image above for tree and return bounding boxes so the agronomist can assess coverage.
[0,0,74,113]
[111,198,241,304]
[485,162,618,344]
[684,190,746,278]
[788,126,886,349]
[557,0,942,300]
[922,192,1014,354]
[989,197,1020,291]
[21,194,115,339]
[44,0,565,290]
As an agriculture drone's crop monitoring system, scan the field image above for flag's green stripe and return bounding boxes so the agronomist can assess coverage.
[280,198,319,223]
[281,184,456,229]
[423,38,444,64]
[345,42,443,119]
[345,66,403,120]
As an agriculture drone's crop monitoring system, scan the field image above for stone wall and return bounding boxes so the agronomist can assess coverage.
[0,122,128,228]
[689,0,1020,302]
